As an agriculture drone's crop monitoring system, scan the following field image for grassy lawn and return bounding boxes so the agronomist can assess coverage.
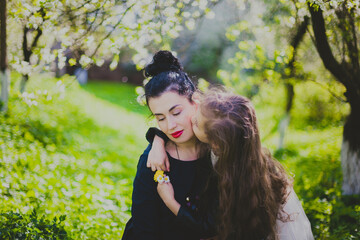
[0,75,153,238]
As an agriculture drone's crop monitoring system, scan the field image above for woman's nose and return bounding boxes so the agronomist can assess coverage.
[167,117,177,130]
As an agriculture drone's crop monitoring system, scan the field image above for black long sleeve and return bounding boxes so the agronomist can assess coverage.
[175,196,218,238]
[122,145,161,240]
[146,127,169,144]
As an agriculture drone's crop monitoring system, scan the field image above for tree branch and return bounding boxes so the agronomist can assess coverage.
[31,29,43,51]
[89,3,136,59]
[308,78,347,103]
[23,27,30,61]
[290,16,309,49]
[347,8,360,75]
[335,4,359,73]
[308,2,351,88]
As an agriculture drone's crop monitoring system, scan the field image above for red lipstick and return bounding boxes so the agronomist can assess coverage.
[171,130,184,138]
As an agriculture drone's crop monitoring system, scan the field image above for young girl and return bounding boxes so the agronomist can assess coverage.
[122,51,216,240]
[149,90,314,240]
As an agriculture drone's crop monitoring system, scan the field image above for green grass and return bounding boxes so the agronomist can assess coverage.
[81,81,151,116]
[0,74,358,239]
[0,74,154,238]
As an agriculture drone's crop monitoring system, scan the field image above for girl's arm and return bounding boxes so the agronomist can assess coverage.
[145,128,170,172]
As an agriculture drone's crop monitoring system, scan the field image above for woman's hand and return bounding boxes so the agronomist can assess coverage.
[147,135,170,172]
[157,180,175,204]
[157,180,180,216]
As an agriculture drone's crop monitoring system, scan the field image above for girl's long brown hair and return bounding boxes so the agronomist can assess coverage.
[201,90,290,240]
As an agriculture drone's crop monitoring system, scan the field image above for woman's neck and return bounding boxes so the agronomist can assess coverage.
[166,137,199,161]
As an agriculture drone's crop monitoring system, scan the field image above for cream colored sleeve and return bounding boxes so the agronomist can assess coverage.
[276,189,314,240]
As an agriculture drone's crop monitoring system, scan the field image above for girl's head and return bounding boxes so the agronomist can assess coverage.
[193,89,289,239]
[144,51,198,144]
[194,90,260,156]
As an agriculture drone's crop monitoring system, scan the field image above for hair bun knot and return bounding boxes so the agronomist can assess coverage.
[145,50,183,77]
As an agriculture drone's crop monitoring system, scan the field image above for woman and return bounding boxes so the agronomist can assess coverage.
[149,90,314,239]
[122,51,216,240]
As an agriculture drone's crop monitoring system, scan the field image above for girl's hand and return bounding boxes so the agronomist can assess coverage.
[147,135,170,172]
[157,180,180,215]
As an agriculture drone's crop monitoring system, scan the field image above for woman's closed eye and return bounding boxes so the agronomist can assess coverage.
[156,109,181,121]
[173,111,181,116]
[155,115,165,121]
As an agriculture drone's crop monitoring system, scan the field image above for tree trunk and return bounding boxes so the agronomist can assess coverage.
[278,114,290,150]
[278,83,294,149]
[277,17,307,149]
[0,0,9,112]
[341,101,360,195]
[0,69,10,111]
[309,3,360,195]
[21,20,43,92]
[20,74,29,93]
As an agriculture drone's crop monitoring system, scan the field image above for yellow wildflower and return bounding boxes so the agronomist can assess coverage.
[154,170,164,182]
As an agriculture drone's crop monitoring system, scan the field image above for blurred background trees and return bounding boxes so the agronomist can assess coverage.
[4,0,219,92]
[222,0,360,195]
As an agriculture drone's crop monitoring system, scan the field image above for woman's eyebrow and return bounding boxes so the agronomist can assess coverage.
[168,104,180,112]
[153,104,181,116]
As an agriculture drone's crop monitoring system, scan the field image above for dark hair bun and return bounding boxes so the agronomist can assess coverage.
[144,50,183,77]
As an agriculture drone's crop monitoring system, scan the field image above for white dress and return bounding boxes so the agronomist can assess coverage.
[276,189,314,240]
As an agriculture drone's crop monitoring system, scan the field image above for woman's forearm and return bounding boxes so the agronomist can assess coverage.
[164,198,181,216]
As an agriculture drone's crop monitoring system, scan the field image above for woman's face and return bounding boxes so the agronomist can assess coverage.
[148,91,197,144]
[191,105,209,144]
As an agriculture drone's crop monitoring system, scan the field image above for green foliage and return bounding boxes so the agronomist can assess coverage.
[330,196,360,239]
[186,43,225,81]
[253,83,357,239]
[291,81,349,128]
[0,210,70,240]
[0,74,150,238]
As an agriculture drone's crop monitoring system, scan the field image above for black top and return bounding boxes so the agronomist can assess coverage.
[122,144,215,240]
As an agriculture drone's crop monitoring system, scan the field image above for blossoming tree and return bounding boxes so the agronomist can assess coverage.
[1,0,218,96]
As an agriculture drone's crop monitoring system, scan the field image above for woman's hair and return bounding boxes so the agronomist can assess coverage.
[144,50,196,105]
[144,50,210,159]
[201,90,290,240]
